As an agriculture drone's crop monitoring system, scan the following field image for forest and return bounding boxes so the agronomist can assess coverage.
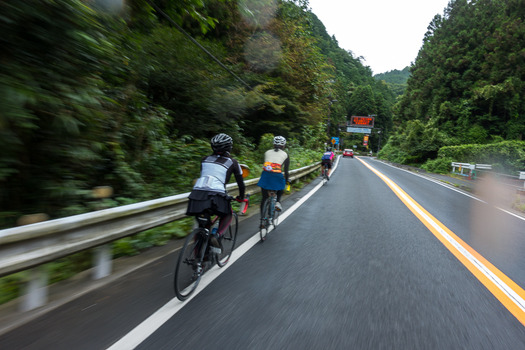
[374,66,410,97]
[2,0,525,305]
[0,0,395,229]
[380,0,525,173]
[2,0,525,231]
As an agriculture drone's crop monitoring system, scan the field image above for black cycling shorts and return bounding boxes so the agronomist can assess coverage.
[321,160,332,169]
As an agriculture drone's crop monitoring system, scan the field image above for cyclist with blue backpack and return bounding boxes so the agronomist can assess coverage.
[321,147,334,179]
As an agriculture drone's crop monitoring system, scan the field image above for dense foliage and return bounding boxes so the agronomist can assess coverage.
[381,0,525,169]
[436,141,525,173]
[374,66,410,96]
[0,0,394,229]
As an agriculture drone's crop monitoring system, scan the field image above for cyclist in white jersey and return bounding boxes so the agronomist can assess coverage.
[186,133,246,245]
[257,136,289,212]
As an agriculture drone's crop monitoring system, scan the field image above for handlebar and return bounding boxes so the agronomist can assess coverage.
[230,195,250,215]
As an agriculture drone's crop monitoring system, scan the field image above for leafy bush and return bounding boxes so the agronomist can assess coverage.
[421,157,454,174]
[0,273,25,305]
[438,141,525,174]
[378,139,409,164]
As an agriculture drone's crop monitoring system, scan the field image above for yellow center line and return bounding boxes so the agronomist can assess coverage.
[357,157,525,326]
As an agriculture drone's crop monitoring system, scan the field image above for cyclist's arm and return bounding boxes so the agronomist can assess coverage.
[232,160,246,198]
[283,155,290,182]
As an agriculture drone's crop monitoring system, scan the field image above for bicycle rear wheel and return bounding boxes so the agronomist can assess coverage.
[217,212,238,267]
[272,205,280,228]
[174,229,208,301]
[260,199,272,242]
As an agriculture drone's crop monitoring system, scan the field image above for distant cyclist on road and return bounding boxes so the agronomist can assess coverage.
[257,135,289,212]
[186,133,246,247]
[321,147,334,179]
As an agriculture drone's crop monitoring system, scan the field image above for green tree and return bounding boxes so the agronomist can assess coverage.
[0,0,112,219]
[384,0,525,166]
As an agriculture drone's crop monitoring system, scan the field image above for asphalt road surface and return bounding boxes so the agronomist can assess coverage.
[2,156,525,349]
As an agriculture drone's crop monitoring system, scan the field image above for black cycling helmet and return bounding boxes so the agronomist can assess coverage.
[211,133,233,153]
[326,147,332,152]
[273,135,286,148]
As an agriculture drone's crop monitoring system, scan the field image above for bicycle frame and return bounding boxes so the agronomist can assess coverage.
[264,190,276,221]
[174,197,246,300]
[321,167,328,180]
[196,211,218,230]
[260,190,278,242]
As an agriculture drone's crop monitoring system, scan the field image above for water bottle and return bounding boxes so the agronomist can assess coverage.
[210,223,221,256]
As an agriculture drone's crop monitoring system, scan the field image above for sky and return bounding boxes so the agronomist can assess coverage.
[307,0,451,75]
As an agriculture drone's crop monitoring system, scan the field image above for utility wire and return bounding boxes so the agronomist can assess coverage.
[145,0,253,91]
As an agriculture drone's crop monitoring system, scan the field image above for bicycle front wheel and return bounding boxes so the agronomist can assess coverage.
[217,212,238,267]
[174,229,207,301]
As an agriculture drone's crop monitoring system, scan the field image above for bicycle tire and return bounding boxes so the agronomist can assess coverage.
[272,205,280,228]
[322,169,328,184]
[260,198,271,242]
[217,212,238,267]
[174,228,208,301]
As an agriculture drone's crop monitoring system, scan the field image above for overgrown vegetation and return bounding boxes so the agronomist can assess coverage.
[4,0,524,305]
[0,0,397,304]
[380,0,525,172]
[0,0,395,229]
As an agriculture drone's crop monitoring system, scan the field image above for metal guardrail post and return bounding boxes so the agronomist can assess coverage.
[0,162,321,311]
[93,244,112,280]
[21,266,48,312]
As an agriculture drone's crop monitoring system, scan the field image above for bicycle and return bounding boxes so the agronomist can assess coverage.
[321,165,330,183]
[174,196,249,301]
[259,190,280,242]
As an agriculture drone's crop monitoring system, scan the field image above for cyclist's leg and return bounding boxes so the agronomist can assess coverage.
[276,189,284,203]
[260,188,269,215]
[217,210,237,267]
[217,212,232,235]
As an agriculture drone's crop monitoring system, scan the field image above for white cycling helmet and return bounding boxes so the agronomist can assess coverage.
[273,135,286,148]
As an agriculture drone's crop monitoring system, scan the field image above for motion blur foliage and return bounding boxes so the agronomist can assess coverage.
[0,0,396,304]
[0,0,113,226]
[0,0,394,229]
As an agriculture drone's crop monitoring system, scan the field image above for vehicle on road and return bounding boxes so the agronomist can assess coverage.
[343,149,354,158]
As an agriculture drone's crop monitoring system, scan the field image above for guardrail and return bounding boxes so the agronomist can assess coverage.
[0,162,320,311]
[451,162,492,180]
[451,162,525,189]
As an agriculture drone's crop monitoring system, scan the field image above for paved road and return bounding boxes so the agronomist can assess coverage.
[1,156,525,349]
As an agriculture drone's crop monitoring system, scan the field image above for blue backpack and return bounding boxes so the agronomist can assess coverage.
[321,152,331,160]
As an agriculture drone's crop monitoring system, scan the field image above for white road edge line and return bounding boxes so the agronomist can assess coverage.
[372,158,525,222]
[379,168,525,314]
[106,157,340,350]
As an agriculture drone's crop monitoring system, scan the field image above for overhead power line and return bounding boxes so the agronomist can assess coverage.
[145,0,253,91]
